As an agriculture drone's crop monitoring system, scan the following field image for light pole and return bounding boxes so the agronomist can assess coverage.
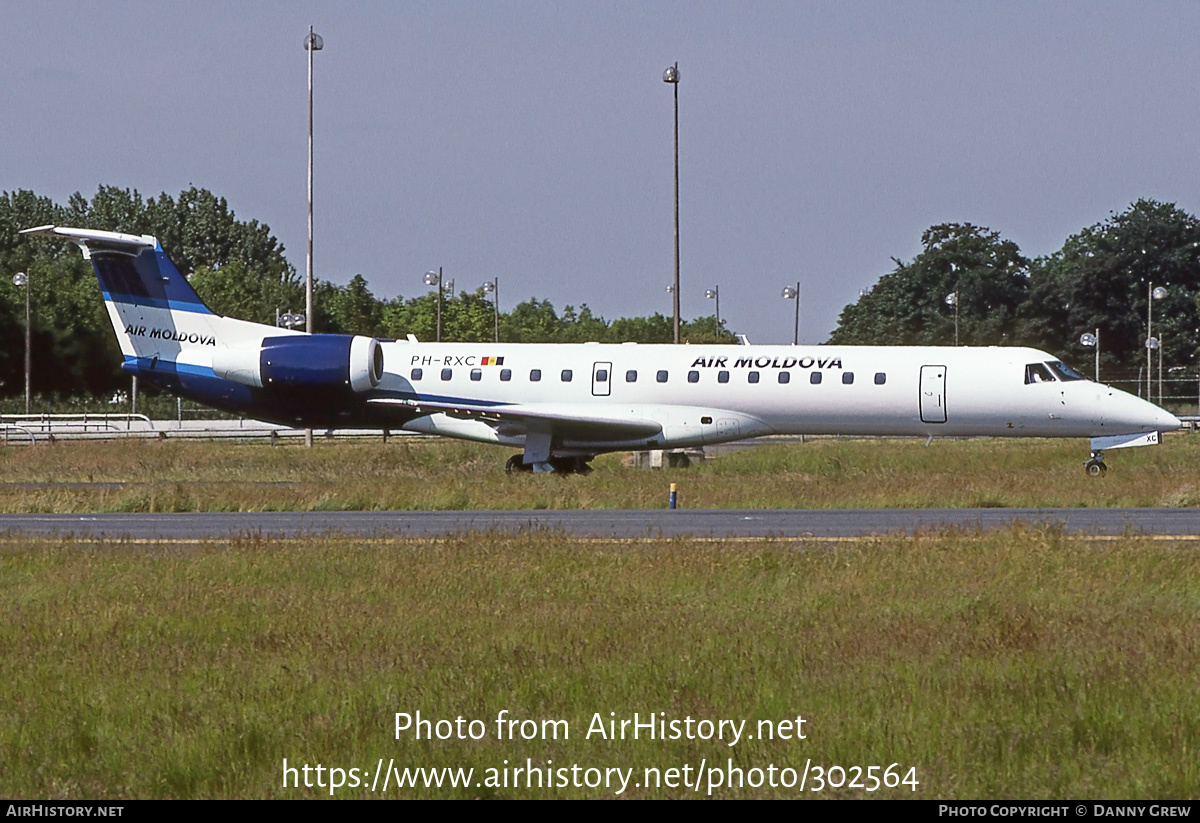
[1147,284,1167,401]
[1080,330,1100,382]
[424,269,444,342]
[944,291,959,346]
[781,283,800,345]
[663,62,680,344]
[304,26,323,449]
[12,272,29,414]
[482,278,499,343]
[705,286,720,329]
[305,25,323,338]
[1159,331,1165,406]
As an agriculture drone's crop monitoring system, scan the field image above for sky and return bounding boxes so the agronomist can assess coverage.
[4,1,1200,344]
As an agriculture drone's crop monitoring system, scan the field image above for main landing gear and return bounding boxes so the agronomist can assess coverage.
[505,454,594,475]
[1084,450,1108,477]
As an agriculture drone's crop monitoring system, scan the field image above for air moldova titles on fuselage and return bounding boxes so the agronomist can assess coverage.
[690,356,843,370]
[123,325,217,346]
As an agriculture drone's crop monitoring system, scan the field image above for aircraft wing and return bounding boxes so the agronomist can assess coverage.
[366,397,663,439]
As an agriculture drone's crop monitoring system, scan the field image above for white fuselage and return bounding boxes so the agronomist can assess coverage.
[370,341,1178,454]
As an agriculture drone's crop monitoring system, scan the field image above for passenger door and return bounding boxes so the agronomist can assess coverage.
[919,365,947,424]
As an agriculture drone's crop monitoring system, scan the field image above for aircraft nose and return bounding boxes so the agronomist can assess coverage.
[1132,395,1180,432]
[1103,390,1182,433]
[1158,408,1183,432]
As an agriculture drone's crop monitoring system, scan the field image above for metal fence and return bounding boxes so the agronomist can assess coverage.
[0,414,424,444]
[1107,377,1200,413]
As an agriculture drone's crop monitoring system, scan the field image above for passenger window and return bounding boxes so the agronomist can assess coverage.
[561,369,573,382]
[718,370,729,384]
[500,369,511,381]
[874,372,886,385]
[842,372,854,385]
[748,371,759,384]
[595,369,608,382]
[810,372,822,385]
[410,368,423,381]
[441,368,452,381]
[657,370,668,383]
[1025,363,1056,384]
[530,369,542,382]
[778,372,790,384]
[470,368,482,381]
[688,370,699,383]
[626,370,638,382]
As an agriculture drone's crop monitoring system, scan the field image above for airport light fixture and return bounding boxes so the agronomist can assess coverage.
[781,283,800,345]
[424,268,444,342]
[277,310,306,328]
[482,278,499,343]
[705,286,720,327]
[12,272,29,414]
[663,62,680,344]
[944,291,959,346]
[1079,330,1100,382]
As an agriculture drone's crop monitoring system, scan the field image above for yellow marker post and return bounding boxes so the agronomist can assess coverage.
[669,482,678,509]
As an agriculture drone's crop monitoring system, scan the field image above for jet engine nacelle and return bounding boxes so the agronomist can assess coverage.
[213,334,384,394]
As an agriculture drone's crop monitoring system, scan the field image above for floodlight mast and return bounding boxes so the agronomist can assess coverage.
[781,283,800,345]
[482,278,499,343]
[424,269,443,342]
[304,26,323,449]
[663,62,680,344]
[705,286,720,328]
[1147,284,1167,400]
[12,272,29,414]
[1080,330,1099,382]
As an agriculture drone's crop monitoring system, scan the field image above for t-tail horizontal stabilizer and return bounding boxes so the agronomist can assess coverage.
[19,225,213,315]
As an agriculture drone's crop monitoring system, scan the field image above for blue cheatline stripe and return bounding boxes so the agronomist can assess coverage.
[370,390,508,408]
[102,292,214,314]
[122,356,216,379]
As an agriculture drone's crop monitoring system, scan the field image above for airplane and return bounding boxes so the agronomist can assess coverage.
[22,224,1181,476]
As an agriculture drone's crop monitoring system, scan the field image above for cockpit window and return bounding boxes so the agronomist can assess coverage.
[1046,361,1086,382]
[1025,363,1056,384]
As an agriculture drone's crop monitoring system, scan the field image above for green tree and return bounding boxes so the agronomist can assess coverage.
[830,223,1029,346]
[322,274,385,336]
[189,260,303,327]
[501,298,564,343]
[1024,200,1200,377]
[681,315,739,344]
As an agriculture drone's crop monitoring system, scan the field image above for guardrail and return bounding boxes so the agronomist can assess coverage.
[0,414,424,444]
[0,413,157,444]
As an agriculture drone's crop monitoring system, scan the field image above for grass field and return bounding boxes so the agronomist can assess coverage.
[1,528,1197,799]
[0,433,1198,512]
[1,436,1197,799]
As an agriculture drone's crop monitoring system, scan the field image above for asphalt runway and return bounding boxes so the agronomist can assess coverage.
[0,508,1198,540]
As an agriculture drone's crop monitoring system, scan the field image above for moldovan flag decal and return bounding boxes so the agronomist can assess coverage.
[481,356,505,366]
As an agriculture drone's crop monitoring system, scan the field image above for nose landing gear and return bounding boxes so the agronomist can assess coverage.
[1084,450,1108,476]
